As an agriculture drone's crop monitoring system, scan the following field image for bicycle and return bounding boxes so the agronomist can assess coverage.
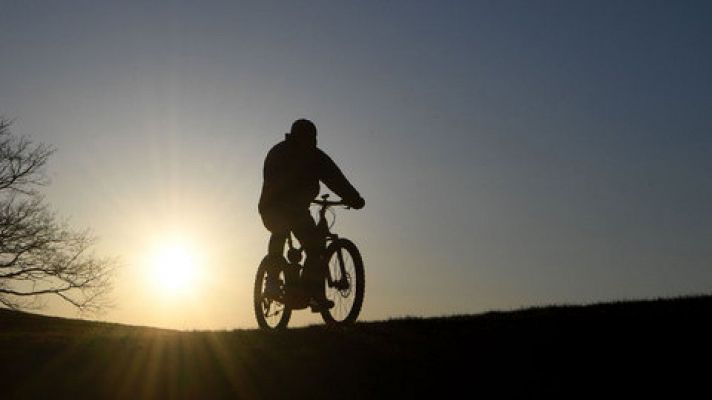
[253,194,365,330]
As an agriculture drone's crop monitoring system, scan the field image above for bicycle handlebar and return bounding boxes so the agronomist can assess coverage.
[311,194,350,208]
[311,199,348,207]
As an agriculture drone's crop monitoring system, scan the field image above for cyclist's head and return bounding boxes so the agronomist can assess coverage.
[288,118,317,148]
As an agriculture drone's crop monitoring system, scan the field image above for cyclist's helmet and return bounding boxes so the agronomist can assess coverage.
[289,119,317,146]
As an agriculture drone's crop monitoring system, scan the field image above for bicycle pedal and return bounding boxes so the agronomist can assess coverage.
[309,299,334,312]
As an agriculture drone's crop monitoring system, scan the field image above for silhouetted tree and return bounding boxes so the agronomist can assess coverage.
[0,118,113,312]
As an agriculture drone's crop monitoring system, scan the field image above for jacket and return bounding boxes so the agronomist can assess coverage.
[258,136,362,215]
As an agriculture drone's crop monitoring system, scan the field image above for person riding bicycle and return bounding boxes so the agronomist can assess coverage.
[259,119,365,311]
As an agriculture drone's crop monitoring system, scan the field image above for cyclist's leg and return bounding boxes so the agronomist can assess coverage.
[261,209,289,276]
[290,210,329,305]
[267,231,288,259]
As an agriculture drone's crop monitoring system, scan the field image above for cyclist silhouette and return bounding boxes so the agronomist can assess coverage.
[259,119,365,311]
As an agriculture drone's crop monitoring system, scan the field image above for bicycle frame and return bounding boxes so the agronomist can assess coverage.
[255,193,363,329]
[285,194,350,289]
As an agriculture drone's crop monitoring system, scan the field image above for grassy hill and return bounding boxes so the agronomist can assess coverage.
[2,295,711,399]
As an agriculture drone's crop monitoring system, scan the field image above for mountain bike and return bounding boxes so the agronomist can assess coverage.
[254,194,365,330]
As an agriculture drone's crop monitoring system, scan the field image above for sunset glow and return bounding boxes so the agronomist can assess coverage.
[150,241,201,295]
[3,1,712,330]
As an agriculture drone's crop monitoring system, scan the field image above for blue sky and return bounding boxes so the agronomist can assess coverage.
[1,1,711,328]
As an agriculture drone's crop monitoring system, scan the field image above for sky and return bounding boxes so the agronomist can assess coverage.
[1,0,711,329]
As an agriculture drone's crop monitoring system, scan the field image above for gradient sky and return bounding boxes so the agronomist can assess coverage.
[1,0,711,329]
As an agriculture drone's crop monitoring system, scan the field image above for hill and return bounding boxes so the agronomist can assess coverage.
[2,295,711,399]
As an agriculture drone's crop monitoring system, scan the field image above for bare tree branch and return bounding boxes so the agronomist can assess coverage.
[0,118,114,314]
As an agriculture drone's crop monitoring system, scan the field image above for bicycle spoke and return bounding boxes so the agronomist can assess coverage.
[256,264,289,329]
[325,246,358,322]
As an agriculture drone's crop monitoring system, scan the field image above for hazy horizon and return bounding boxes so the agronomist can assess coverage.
[1,0,711,329]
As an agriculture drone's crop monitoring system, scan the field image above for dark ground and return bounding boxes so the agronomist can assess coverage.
[2,295,711,399]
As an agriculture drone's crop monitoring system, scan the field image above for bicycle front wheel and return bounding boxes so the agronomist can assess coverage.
[321,238,365,325]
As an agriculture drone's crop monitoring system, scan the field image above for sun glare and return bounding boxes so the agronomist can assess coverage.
[150,242,201,295]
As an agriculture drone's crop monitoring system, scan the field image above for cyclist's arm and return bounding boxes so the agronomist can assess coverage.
[316,149,364,208]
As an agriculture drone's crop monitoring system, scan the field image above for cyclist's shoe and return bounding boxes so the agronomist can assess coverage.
[309,297,334,312]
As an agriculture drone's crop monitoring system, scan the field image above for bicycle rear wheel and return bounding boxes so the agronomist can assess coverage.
[321,239,365,325]
[254,256,291,330]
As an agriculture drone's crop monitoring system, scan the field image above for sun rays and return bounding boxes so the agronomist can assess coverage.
[148,237,203,298]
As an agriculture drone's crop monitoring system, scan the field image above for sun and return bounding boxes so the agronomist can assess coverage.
[150,242,201,295]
